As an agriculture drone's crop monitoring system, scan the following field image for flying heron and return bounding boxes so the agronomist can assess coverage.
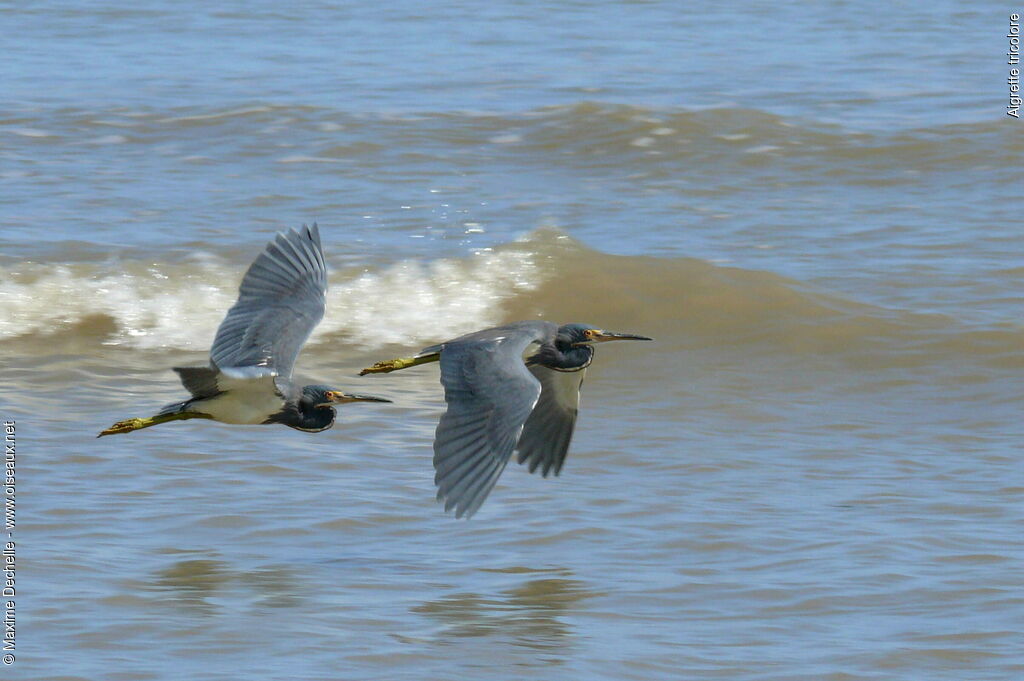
[360,321,651,517]
[98,223,390,437]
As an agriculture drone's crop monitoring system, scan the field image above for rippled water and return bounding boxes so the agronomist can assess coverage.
[3,2,1022,680]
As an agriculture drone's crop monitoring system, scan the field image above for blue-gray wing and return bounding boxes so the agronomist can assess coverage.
[515,366,584,477]
[208,224,327,381]
[433,322,557,518]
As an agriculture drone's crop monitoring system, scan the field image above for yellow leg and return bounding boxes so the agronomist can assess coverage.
[97,411,210,438]
[359,353,440,376]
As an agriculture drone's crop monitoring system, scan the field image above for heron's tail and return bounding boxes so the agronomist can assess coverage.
[173,366,222,399]
[157,399,193,416]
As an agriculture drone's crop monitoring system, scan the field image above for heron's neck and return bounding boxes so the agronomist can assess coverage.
[531,343,594,371]
[271,402,336,432]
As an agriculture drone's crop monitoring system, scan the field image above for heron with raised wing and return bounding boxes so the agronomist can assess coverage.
[360,321,651,517]
[98,223,390,437]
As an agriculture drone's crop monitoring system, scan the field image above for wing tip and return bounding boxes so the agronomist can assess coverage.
[273,221,324,264]
[303,221,321,247]
[434,447,505,520]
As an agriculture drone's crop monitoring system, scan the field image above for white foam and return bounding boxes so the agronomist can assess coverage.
[323,249,541,347]
[8,128,54,138]
[0,249,544,352]
[90,134,128,145]
[488,133,522,144]
[276,155,339,164]
[158,106,273,124]
[0,263,236,350]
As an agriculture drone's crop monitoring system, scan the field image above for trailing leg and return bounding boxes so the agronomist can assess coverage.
[97,411,211,437]
[359,352,440,376]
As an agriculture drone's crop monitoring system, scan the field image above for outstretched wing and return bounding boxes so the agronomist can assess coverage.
[515,365,584,477]
[432,321,558,518]
[208,223,327,381]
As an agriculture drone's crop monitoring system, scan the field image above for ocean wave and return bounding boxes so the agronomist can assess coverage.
[0,240,542,352]
[6,101,1016,172]
[2,231,1020,369]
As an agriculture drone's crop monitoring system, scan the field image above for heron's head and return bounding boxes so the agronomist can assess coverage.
[558,323,653,347]
[302,385,392,409]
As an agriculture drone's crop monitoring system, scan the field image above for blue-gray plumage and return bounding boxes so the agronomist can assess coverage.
[99,224,390,437]
[360,321,651,517]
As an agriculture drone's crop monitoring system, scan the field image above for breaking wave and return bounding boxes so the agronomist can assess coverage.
[2,230,1021,372]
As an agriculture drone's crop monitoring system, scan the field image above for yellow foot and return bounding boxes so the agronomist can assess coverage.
[359,357,416,376]
[97,417,151,438]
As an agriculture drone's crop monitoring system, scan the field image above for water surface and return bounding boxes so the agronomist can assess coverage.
[2,2,1022,680]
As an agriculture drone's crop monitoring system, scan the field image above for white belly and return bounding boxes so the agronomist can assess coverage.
[195,389,285,425]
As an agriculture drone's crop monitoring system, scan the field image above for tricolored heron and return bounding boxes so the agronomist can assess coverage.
[98,223,390,437]
[360,321,651,517]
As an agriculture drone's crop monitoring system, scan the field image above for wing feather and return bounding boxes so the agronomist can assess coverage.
[432,322,557,518]
[515,365,584,477]
[208,223,327,381]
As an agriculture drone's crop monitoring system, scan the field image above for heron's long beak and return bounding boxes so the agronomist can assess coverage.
[331,392,392,404]
[589,330,653,343]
